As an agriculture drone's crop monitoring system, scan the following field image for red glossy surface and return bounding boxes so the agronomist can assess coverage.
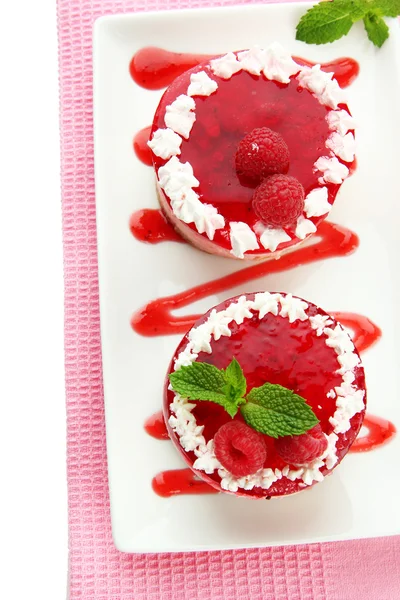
[350,414,396,452]
[144,410,169,440]
[129,209,185,244]
[131,221,358,336]
[163,293,366,498]
[130,47,212,90]
[133,126,153,166]
[152,468,219,497]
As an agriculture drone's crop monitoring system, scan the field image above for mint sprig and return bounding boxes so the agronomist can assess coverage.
[169,360,245,417]
[296,0,399,48]
[242,383,319,438]
[169,358,319,437]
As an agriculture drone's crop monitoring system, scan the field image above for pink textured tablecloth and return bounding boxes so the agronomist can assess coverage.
[58,0,400,598]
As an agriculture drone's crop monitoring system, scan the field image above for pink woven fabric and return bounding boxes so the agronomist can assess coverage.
[58,0,400,598]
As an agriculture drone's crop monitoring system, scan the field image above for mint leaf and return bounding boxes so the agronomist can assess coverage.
[372,0,400,17]
[363,12,390,46]
[169,362,226,402]
[223,358,247,403]
[296,0,366,45]
[241,383,319,438]
[169,360,243,417]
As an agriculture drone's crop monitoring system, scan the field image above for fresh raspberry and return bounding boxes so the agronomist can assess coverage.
[214,421,267,477]
[274,424,328,465]
[235,127,290,183]
[252,174,305,227]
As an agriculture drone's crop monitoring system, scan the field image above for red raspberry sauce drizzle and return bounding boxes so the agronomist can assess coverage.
[130,47,359,91]
[152,468,219,497]
[350,415,396,452]
[144,410,169,440]
[129,209,185,244]
[293,56,359,89]
[133,126,153,166]
[131,221,358,336]
[329,312,382,354]
[130,47,212,90]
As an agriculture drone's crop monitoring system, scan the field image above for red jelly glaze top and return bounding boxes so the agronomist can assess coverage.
[164,293,366,498]
[151,54,355,255]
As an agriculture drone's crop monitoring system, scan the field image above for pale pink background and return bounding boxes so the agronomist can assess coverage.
[58,0,400,597]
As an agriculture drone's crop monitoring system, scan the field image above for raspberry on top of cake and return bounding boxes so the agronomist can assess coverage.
[148,43,356,259]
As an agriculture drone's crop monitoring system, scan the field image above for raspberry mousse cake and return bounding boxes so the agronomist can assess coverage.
[164,292,366,497]
[148,43,356,259]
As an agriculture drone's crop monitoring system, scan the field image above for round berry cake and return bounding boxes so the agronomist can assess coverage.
[148,43,356,259]
[164,292,366,498]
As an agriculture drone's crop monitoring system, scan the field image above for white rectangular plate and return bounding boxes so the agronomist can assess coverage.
[93,3,400,553]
